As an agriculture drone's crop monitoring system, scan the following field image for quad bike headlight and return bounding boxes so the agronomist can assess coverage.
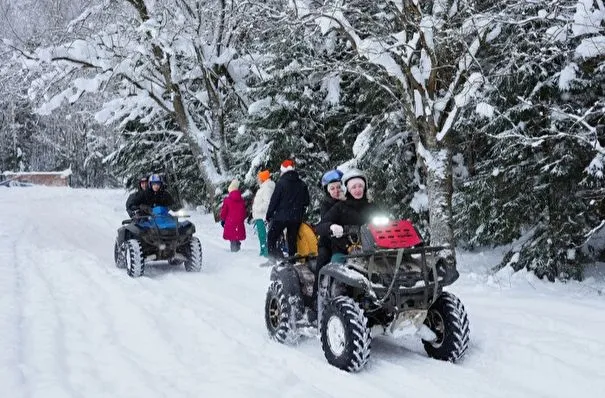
[371,216,390,226]
[171,209,189,218]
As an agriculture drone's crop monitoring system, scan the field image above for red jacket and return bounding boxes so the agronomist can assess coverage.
[220,190,247,241]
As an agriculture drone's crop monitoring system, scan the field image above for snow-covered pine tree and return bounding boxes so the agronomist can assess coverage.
[0,74,39,173]
[234,0,417,221]
[454,0,605,280]
[237,1,359,217]
[106,120,206,206]
[284,0,505,264]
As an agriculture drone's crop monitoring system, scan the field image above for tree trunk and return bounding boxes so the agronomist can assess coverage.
[421,127,456,264]
[126,0,219,208]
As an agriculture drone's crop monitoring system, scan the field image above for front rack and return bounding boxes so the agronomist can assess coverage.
[345,245,451,310]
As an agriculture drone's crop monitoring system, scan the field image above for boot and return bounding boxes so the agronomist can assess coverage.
[230,241,241,252]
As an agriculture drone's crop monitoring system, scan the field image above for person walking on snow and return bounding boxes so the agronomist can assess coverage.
[264,159,310,264]
[220,179,247,252]
[251,170,275,257]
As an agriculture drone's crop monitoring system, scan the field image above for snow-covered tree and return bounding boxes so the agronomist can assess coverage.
[454,0,605,280]
[18,0,264,207]
[280,0,504,264]
[0,0,115,185]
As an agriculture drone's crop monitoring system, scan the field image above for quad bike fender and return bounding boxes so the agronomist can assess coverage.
[117,224,140,244]
[269,264,305,325]
[318,263,370,291]
[270,265,303,299]
[178,220,196,235]
[440,260,460,286]
[123,224,143,236]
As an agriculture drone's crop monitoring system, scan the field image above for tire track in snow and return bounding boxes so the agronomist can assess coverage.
[15,224,79,398]
[0,219,28,398]
[12,197,173,397]
[5,187,605,398]
[99,260,398,398]
[59,255,193,398]
[131,273,417,398]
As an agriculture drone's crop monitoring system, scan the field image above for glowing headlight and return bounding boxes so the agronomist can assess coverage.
[372,216,390,226]
[172,209,189,218]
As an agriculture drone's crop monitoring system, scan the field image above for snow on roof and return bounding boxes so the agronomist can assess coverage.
[3,168,72,178]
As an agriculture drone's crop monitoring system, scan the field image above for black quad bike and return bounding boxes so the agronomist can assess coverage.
[264,219,470,372]
[114,206,202,277]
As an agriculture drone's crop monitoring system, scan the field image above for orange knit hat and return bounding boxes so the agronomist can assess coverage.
[257,170,270,183]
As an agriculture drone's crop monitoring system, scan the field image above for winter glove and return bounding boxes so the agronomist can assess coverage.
[139,204,151,215]
[220,220,225,227]
[330,224,344,238]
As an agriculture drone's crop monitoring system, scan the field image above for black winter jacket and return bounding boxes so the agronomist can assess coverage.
[316,197,379,255]
[142,189,175,208]
[126,189,147,217]
[318,196,342,249]
[319,196,341,219]
[266,171,310,222]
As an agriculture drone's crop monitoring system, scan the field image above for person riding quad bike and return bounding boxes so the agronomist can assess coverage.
[137,174,175,214]
[264,169,470,372]
[114,174,202,277]
[126,175,149,218]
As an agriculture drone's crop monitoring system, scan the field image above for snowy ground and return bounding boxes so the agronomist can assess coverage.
[1,187,604,398]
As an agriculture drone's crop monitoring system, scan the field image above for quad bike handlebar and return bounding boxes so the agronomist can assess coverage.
[328,224,360,238]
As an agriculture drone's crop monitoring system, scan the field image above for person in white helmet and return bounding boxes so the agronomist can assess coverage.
[315,168,379,263]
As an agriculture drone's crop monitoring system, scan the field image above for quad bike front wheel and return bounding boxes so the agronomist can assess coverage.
[320,296,371,372]
[124,238,144,278]
[264,280,301,344]
[183,236,203,272]
[422,291,470,362]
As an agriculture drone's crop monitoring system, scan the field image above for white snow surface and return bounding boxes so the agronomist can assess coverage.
[1,187,605,398]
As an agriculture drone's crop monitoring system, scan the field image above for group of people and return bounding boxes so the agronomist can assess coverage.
[218,159,376,276]
[218,159,310,261]
[125,174,175,217]
[125,162,377,275]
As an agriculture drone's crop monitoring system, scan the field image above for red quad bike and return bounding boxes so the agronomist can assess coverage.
[264,218,470,372]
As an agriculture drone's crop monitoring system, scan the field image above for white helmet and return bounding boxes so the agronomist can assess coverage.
[341,168,367,194]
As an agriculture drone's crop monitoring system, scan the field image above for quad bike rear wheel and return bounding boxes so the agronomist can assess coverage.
[124,238,144,278]
[422,291,470,362]
[183,236,203,272]
[264,280,300,344]
[320,296,371,372]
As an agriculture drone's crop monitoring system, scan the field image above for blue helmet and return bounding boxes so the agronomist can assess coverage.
[321,169,343,189]
[149,174,162,185]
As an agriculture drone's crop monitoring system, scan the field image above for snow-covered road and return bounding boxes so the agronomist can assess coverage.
[1,187,604,398]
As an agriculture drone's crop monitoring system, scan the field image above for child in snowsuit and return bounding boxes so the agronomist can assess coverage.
[220,179,247,252]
